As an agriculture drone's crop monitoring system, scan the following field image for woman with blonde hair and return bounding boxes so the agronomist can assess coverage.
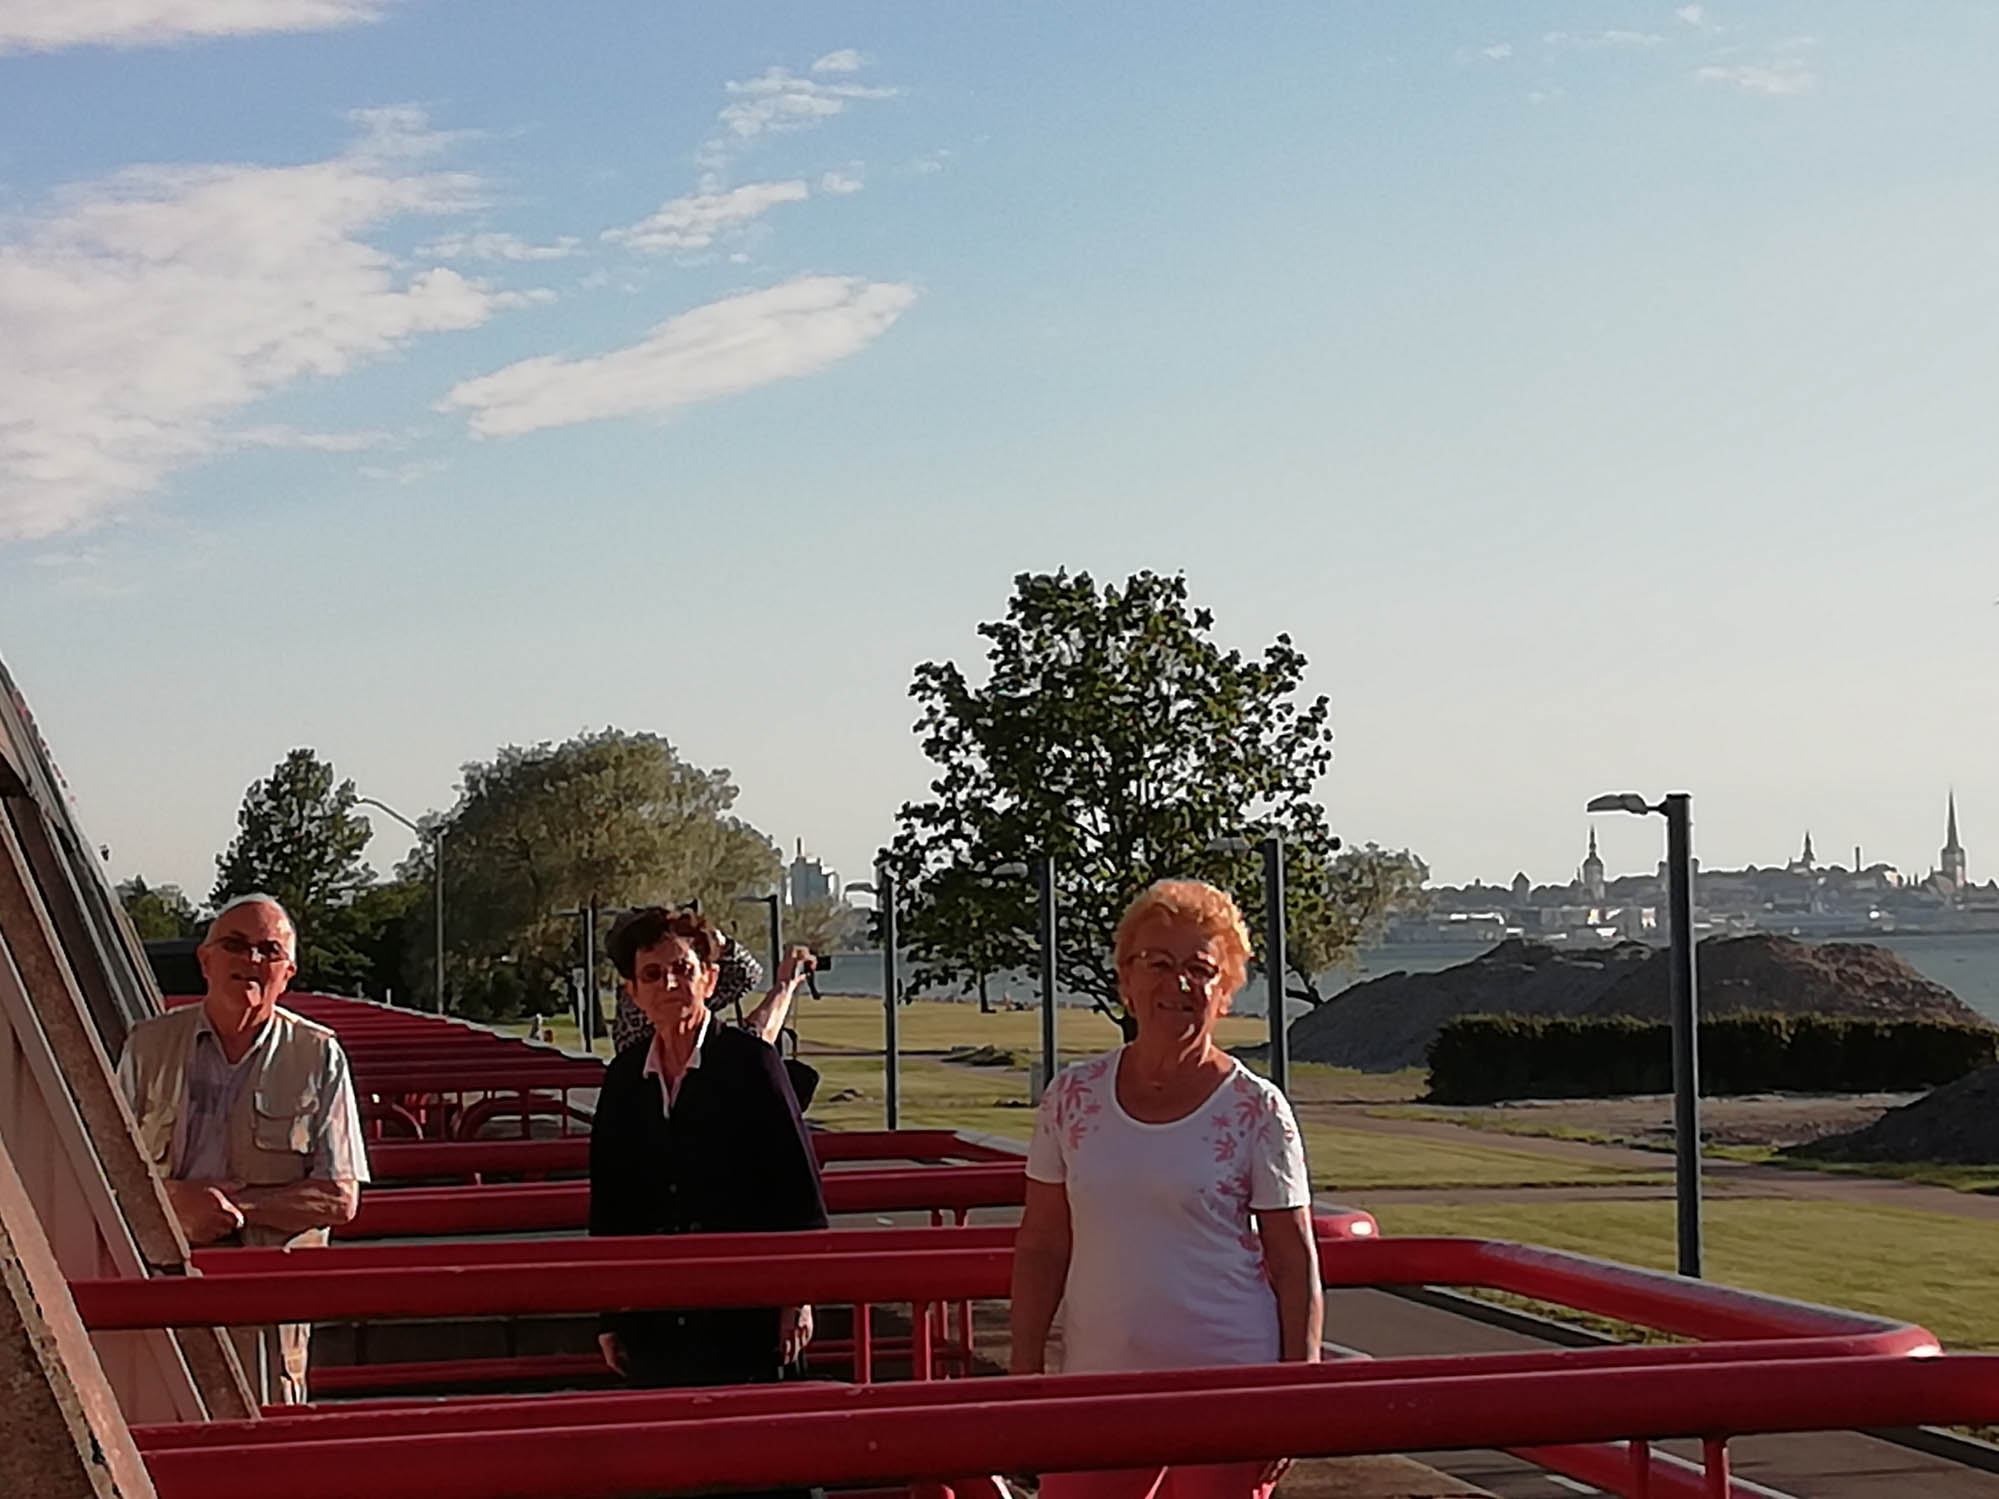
[1010,879,1321,1499]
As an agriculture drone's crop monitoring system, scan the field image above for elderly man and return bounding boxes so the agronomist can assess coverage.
[117,893,369,1403]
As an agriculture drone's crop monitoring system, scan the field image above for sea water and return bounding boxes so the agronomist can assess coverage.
[827,931,1999,1026]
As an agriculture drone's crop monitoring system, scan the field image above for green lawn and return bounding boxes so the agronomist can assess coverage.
[799,1049,1670,1192]
[1371,1198,1999,1352]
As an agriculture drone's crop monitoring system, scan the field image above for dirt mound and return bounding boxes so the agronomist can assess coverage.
[1289,933,1986,1073]
[1588,934,1978,1025]
[1788,1064,1999,1163]
[1287,938,1654,1072]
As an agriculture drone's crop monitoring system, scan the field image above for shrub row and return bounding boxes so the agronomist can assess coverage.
[1426,1012,1999,1104]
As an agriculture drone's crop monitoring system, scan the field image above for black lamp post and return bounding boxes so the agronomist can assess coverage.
[1589,790,1702,1278]
[846,867,898,1130]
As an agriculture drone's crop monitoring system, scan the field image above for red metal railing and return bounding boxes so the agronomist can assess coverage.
[126,1354,1999,1499]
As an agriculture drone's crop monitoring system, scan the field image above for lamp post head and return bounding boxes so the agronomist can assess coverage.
[1587,793,1656,817]
[845,881,878,896]
[990,862,1029,878]
[1205,836,1254,853]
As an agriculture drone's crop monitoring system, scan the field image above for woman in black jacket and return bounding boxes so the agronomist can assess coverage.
[590,905,828,1390]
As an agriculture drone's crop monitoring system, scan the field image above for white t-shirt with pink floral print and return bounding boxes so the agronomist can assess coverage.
[1025,1047,1312,1374]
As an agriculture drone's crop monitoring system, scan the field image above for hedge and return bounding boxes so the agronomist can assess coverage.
[1426,1012,1999,1104]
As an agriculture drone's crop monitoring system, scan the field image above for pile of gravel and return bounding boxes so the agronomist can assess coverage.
[1788,1064,1999,1163]
[1287,933,1986,1074]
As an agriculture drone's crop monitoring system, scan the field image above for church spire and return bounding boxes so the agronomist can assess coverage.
[1941,791,1968,886]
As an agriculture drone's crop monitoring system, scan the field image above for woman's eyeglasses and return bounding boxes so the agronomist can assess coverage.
[1125,950,1224,991]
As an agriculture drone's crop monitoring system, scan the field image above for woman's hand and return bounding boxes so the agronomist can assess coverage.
[776,946,817,990]
[597,1332,628,1376]
[779,1304,814,1364]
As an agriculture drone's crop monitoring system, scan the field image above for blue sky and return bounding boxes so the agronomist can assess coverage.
[2,2,1995,903]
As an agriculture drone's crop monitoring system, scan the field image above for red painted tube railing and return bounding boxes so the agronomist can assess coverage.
[80,1234,1918,1347]
[362,1129,1022,1182]
[200,1224,1021,1274]
[1317,1237,1929,1348]
[73,1245,1014,1328]
[134,1335,1952,1451]
[133,1355,1999,1499]
[332,1164,1031,1237]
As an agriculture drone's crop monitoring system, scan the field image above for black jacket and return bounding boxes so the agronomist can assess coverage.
[589,1023,829,1386]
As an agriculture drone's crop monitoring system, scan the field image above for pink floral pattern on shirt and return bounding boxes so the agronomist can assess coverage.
[1047,1053,1112,1153]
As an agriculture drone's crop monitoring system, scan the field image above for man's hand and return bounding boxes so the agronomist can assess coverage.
[597,1332,628,1376]
[165,1180,244,1245]
[778,1304,814,1365]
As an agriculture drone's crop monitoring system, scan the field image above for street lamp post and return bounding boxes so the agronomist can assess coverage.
[735,891,783,1024]
[846,867,899,1130]
[1207,833,1290,1097]
[1589,790,1702,1278]
[992,857,1058,1100]
[357,796,446,1014]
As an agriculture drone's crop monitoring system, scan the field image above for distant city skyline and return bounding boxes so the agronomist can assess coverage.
[3,5,1995,908]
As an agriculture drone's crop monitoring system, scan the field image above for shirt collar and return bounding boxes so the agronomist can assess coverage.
[642,1008,713,1091]
[193,1002,276,1063]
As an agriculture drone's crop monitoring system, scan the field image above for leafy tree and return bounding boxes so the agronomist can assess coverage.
[418,729,781,1015]
[322,879,428,1004]
[116,876,202,941]
[1279,843,1430,1005]
[781,897,865,963]
[212,749,373,987]
[885,570,1339,1040]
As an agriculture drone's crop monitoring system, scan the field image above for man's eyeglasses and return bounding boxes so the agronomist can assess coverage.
[1125,950,1224,991]
[213,935,292,964]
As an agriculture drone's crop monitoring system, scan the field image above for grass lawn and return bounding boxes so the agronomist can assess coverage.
[1371,1198,1999,1351]
[799,1048,1670,1193]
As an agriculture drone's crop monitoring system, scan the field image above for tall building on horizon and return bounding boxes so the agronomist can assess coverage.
[1941,792,1968,887]
[1580,828,1605,903]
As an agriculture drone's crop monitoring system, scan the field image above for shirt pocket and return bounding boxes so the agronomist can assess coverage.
[251,1087,317,1156]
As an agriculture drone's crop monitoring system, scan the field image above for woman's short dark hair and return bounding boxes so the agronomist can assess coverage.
[605,905,725,979]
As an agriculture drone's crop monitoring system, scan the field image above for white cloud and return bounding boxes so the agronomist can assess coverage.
[419,231,581,262]
[695,61,898,180]
[1544,29,1664,49]
[1674,5,1708,26]
[358,456,450,485]
[440,274,917,438]
[603,180,810,253]
[1481,42,1513,60]
[228,425,395,452]
[1694,60,1815,95]
[0,0,399,53]
[820,169,865,195]
[0,109,501,540]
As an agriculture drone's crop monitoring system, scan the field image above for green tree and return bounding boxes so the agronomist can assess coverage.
[885,570,1339,1040]
[322,878,428,1004]
[116,876,202,941]
[781,897,864,957]
[1280,842,1430,1005]
[212,749,373,987]
[420,729,781,1015]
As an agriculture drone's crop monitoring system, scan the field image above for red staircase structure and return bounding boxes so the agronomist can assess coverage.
[101,993,1999,1499]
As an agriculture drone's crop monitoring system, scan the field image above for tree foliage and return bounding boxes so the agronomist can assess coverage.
[1283,842,1430,1004]
[885,570,1340,1038]
[211,749,374,987]
[116,876,202,941]
[418,729,781,1015]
